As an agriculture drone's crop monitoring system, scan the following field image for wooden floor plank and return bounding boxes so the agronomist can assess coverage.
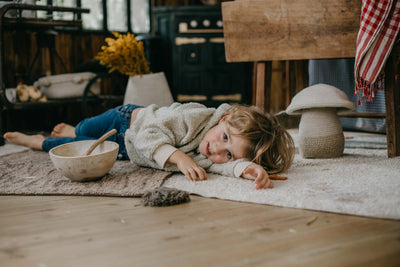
[0,195,399,267]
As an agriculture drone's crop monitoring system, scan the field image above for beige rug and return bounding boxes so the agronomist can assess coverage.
[164,136,400,220]
[0,150,171,197]
[1,133,399,220]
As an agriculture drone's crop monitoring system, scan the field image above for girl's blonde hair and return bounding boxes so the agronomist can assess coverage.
[225,104,295,174]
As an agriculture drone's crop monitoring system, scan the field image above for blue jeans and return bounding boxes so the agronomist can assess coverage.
[42,104,141,160]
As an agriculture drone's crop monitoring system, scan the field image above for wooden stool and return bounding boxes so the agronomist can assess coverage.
[384,41,400,157]
[222,0,399,158]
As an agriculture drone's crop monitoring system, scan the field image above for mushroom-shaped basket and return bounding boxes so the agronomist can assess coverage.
[286,84,355,158]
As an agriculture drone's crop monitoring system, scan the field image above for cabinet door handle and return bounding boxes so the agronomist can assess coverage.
[175,37,207,45]
[209,37,224,43]
[178,23,223,34]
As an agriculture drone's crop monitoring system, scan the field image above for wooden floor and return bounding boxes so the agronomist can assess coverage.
[0,195,399,266]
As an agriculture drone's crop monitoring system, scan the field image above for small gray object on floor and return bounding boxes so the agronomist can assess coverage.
[142,187,190,207]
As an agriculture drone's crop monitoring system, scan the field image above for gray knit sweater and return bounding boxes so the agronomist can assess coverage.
[124,102,252,177]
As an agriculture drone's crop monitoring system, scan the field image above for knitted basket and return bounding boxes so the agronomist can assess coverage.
[298,108,344,158]
[286,84,356,158]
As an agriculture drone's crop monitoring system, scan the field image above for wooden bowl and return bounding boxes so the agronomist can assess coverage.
[49,140,119,182]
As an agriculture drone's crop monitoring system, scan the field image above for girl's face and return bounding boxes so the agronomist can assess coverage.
[199,115,250,164]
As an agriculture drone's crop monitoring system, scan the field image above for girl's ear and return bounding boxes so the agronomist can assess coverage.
[219,114,232,124]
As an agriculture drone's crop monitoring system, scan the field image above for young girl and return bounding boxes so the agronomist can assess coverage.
[3,102,295,189]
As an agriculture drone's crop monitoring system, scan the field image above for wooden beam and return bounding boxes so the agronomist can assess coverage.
[253,62,272,112]
[384,51,400,157]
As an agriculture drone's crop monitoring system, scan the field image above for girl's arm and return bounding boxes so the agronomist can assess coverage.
[167,150,208,181]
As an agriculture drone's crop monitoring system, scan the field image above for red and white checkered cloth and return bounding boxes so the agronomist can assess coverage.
[354,0,400,104]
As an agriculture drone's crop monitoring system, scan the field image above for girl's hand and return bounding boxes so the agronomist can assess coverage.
[177,157,208,182]
[241,163,273,189]
[168,150,207,181]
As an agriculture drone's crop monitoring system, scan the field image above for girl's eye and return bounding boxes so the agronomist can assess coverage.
[227,151,232,160]
[223,133,228,141]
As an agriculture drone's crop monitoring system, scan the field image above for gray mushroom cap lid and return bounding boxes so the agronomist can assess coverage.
[286,83,356,115]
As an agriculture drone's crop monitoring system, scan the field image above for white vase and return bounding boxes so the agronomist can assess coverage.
[123,72,174,107]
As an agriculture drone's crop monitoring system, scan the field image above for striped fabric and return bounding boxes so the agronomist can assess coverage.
[354,0,400,104]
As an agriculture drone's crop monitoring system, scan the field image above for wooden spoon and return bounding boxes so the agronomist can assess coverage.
[85,129,117,156]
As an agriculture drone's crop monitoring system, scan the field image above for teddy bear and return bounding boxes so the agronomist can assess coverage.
[16,82,47,103]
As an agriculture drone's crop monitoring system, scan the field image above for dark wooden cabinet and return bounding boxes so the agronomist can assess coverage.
[0,4,115,145]
[153,5,251,107]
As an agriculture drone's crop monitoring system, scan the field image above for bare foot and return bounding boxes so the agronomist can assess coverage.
[51,123,76,138]
[3,132,45,150]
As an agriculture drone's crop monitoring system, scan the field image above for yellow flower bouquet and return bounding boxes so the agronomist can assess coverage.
[96,32,151,76]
